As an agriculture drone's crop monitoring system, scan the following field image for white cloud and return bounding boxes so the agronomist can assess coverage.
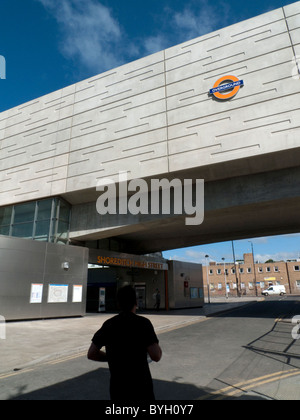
[37,0,123,73]
[143,35,169,56]
[37,0,232,74]
[142,1,231,56]
[251,237,269,244]
[168,250,216,265]
[255,252,300,263]
[173,6,213,40]
[282,233,300,238]
[172,0,230,41]
[185,250,208,261]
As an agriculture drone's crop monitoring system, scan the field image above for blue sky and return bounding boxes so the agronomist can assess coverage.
[163,234,300,266]
[0,0,299,263]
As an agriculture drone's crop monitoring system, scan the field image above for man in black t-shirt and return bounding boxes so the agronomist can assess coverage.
[87,285,162,401]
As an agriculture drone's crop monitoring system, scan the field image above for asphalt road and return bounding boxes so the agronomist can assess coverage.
[1,296,300,401]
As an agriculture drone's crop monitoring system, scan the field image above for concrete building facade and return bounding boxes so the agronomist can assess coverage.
[0,2,299,319]
[0,3,299,253]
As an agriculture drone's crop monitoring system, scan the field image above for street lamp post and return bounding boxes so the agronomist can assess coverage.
[205,255,211,304]
[249,241,258,297]
[232,241,240,297]
[222,257,228,299]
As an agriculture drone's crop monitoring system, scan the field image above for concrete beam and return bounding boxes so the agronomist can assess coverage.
[69,165,300,253]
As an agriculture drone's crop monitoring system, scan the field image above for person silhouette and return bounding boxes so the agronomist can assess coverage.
[88,285,162,401]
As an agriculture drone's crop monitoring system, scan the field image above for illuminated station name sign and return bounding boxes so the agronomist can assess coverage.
[97,255,168,271]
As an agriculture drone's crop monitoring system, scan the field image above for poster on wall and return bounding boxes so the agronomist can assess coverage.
[30,284,43,304]
[48,284,68,303]
[190,287,199,299]
[72,285,83,303]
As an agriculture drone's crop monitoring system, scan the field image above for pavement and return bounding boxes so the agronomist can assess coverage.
[0,296,263,375]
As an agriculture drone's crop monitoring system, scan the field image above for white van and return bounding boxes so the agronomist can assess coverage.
[262,285,286,296]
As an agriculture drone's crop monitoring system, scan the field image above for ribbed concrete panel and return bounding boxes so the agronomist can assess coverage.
[0,84,75,204]
[68,51,168,185]
[165,7,300,172]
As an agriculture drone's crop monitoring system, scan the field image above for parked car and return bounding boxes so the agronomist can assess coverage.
[262,285,286,296]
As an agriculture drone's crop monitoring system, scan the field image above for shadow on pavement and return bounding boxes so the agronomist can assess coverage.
[8,367,268,401]
[207,298,300,319]
[244,318,300,368]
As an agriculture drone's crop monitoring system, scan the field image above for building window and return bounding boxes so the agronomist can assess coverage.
[54,199,72,244]
[266,267,271,273]
[217,269,221,275]
[11,202,35,239]
[0,197,71,244]
[274,266,279,272]
[209,269,213,275]
[296,281,300,289]
[0,206,12,228]
[34,199,53,241]
[218,283,222,290]
[258,267,263,273]
[249,282,253,290]
[247,268,252,274]
[239,268,244,274]
[294,266,300,272]
[231,268,236,274]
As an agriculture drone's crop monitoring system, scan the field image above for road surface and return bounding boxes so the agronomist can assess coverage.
[1,296,299,400]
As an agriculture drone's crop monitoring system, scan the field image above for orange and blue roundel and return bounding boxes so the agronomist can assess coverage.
[209,75,244,100]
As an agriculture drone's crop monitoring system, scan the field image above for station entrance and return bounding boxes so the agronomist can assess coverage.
[86,249,168,313]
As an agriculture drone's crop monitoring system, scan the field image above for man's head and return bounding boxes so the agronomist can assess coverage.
[117,285,137,312]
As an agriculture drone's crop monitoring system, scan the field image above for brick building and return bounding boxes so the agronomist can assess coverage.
[202,253,300,298]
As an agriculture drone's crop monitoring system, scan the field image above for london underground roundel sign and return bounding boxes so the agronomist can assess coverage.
[209,75,244,100]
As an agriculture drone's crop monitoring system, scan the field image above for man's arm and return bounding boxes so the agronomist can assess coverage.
[147,343,162,362]
[87,343,108,362]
